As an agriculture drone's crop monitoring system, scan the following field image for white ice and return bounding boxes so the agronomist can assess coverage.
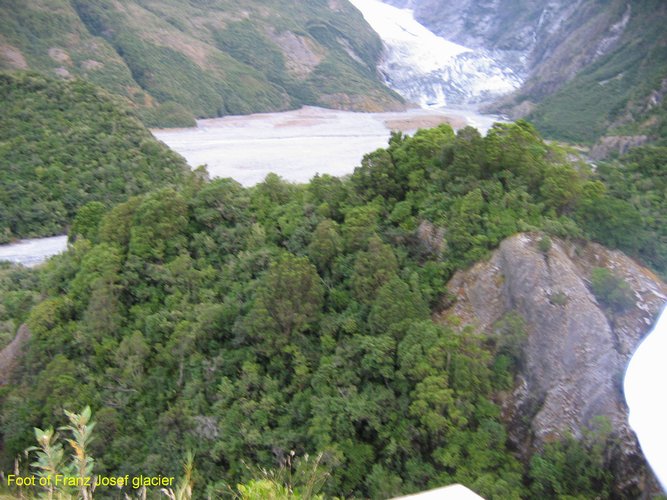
[349,0,470,73]
[348,0,521,107]
[625,305,667,491]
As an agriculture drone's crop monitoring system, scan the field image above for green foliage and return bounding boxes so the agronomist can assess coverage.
[490,312,528,389]
[538,235,552,253]
[162,451,195,500]
[60,406,96,499]
[307,220,343,274]
[590,267,635,312]
[23,407,95,500]
[129,189,189,261]
[527,1,667,144]
[590,146,667,276]
[0,72,189,239]
[549,291,569,307]
[236,480,295,499]
[350,235,398,302]
[233,453,330,500]
[252,253,324,337]
[0,265,40,348]
[139,102,197,129]
[575,182,644,252]
[70,202,107,243]
[2,115,661,499]
[529,418,616,498]
[29,426,64,499]
[0,0,402,127]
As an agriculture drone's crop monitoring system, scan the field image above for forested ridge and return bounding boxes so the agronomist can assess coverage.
[0,72,189,241]
[2,115,665,498]
[0,0,403,127]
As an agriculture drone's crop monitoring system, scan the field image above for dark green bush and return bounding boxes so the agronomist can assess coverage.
[590,267,635,312]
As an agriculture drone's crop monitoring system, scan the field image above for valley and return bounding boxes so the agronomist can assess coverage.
[348,0,521,107]
[0,0,665,498]
[152,106,501,186]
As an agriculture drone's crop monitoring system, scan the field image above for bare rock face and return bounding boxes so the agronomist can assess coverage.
[438,233,667,495]
[0,324,30,386]
[589,135,650,161]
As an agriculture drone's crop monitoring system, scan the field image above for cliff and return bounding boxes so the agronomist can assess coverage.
[438,233,667,496]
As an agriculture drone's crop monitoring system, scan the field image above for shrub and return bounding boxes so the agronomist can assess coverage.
[590,267,635,312]
[538,235,552,253]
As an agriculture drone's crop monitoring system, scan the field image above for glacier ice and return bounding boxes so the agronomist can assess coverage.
[350,0,522,107]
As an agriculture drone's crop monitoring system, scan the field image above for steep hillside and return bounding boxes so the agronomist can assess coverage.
[440,233,666,497]
[384,0,634,84]
[2,118,665,497]
[0,0,404,126]
[384,0,667,147]
[525,1,667,146]
[0,72,189,240]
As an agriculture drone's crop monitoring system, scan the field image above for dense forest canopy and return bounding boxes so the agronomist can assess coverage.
[0,72,189,241]
[2,115,664,498]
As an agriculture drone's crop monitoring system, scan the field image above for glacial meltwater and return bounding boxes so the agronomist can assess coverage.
[625,305,667,490]
[152,106,502,186]
[0,235,68,267]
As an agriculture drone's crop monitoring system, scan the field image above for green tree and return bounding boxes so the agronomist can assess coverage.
[307,220,343,273]
[254,254,324,338]
[129,189,188,261]
[70,201,107,243]
[350,235,398,302]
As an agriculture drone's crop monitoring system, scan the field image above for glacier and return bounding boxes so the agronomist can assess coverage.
[349,0,522,107]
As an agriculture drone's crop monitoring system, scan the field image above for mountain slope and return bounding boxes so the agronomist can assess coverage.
[0,72,189,240]
[525,1,667,145]
[383,0,667,147]
[348,0,522,108]
[0,0,404,127]
[2,113,665,496]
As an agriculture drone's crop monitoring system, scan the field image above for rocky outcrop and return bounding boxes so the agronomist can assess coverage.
[0,324,30,386]
[589,135,650,160]
[438,233,666,496]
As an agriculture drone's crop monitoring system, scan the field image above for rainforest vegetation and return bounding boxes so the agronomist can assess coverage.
[0,72,189,242]
[2,115,664,499]
[1,2,666,498]
[526,0,667,145]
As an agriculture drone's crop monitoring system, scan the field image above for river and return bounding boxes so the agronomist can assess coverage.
[3,1,664,490]
[2,106,502,266]
[0,235,68,267]
[152,106,501,186]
